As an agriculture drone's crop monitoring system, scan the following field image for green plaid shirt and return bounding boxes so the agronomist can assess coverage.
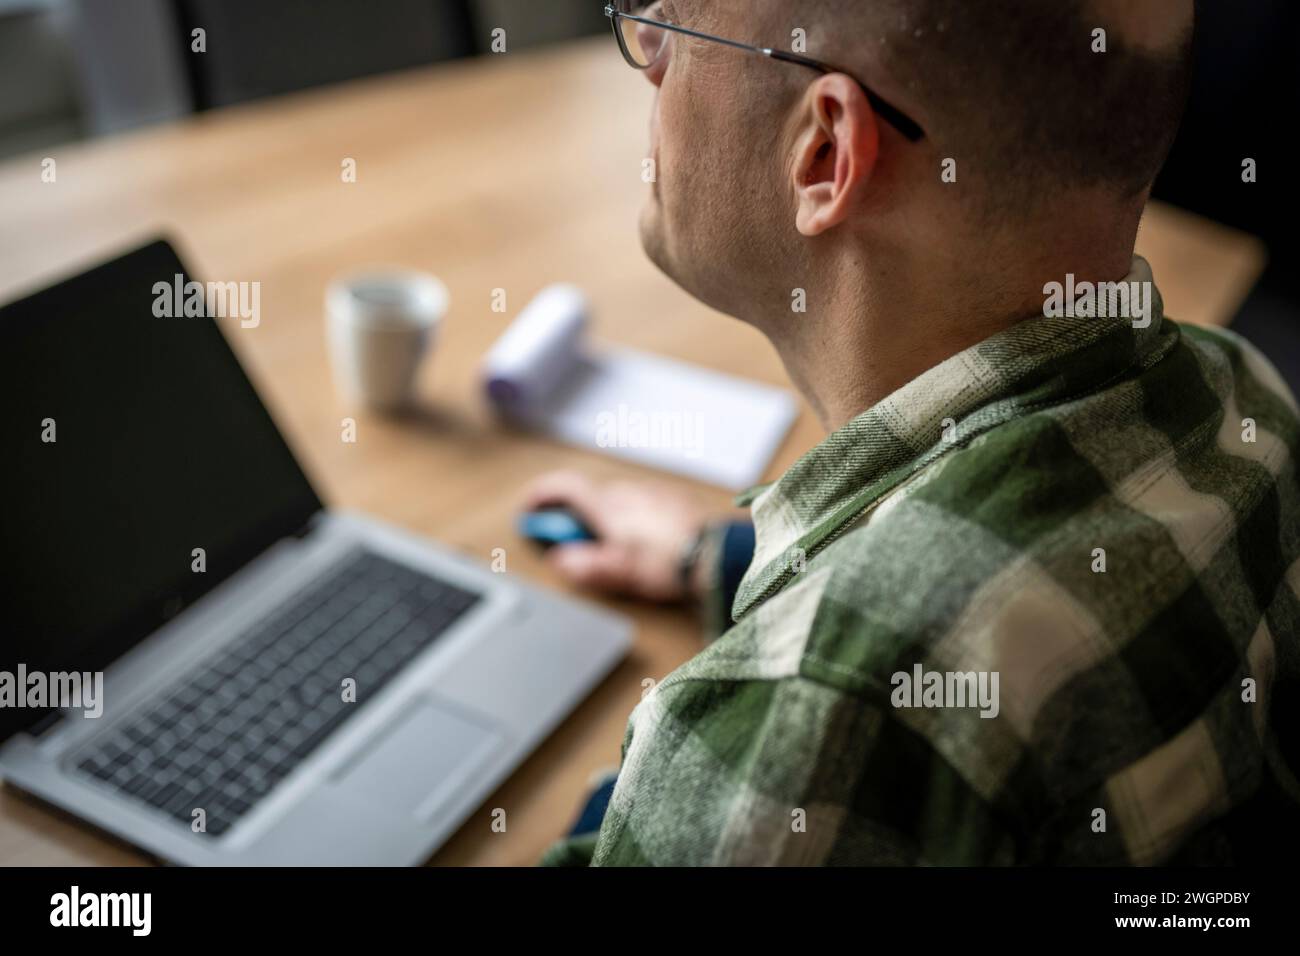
[545,257,1300,866]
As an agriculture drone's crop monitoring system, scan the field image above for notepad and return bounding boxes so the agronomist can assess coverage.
[481,285,798,490]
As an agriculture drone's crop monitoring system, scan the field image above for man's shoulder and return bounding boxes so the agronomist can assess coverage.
[797,319,1300,696]
[677,314,1300,742]
[799,412,1147,676]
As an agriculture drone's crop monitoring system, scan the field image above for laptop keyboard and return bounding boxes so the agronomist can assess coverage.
[73,550,481,837]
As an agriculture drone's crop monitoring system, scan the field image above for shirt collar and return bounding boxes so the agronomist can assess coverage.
[732,255,1170,619]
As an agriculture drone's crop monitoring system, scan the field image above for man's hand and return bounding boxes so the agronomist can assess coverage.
[521,471,711,603]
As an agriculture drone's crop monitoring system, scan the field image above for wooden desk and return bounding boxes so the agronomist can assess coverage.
[0,37,1267,866]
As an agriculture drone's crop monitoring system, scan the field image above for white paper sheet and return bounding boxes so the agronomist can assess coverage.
[482,285,799,490]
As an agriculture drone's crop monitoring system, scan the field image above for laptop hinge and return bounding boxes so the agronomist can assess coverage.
[292,511,326,539]
[27,710,66,738]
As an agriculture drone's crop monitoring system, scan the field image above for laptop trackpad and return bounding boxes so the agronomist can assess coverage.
[334,697,506,822]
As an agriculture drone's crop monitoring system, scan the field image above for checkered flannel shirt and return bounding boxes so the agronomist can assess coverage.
[544,257,1300,865]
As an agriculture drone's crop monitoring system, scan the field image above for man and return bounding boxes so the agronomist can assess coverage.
[533,0,1300,864]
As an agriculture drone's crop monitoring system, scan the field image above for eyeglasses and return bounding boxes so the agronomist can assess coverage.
[604,1,925,143]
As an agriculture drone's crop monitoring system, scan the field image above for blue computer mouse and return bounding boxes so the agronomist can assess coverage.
[518,507,597,549]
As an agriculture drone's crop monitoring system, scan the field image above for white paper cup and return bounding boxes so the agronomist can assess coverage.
[326,270,448,411]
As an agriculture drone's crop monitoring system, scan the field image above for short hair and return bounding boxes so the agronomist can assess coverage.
[836,0,1194,210]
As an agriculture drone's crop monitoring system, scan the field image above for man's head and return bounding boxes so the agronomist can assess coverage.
[635,0,1194,353]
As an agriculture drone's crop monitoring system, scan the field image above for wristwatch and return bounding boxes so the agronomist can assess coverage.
[677,523,713,598]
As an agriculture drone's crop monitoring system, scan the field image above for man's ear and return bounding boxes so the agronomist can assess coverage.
[790,74,880,237]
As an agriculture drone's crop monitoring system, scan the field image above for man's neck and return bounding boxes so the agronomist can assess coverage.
[769,220,1141,432]
[773,286,1023,431]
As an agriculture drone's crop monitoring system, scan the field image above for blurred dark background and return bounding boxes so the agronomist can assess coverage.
[0,0,607,152]
[1151,0,1300,388]
[1,0,1296,386]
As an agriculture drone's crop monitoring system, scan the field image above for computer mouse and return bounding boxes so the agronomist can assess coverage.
[518,507,597,549]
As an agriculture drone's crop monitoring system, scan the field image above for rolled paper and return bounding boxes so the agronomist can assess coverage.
[482,284,588,412]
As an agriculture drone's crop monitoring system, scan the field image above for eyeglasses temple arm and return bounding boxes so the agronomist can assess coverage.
[765,49,925,143]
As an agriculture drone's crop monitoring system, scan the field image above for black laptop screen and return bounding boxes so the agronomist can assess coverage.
[0,240,322,741]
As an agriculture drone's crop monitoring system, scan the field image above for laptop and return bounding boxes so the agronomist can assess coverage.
[0,239,631,865]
